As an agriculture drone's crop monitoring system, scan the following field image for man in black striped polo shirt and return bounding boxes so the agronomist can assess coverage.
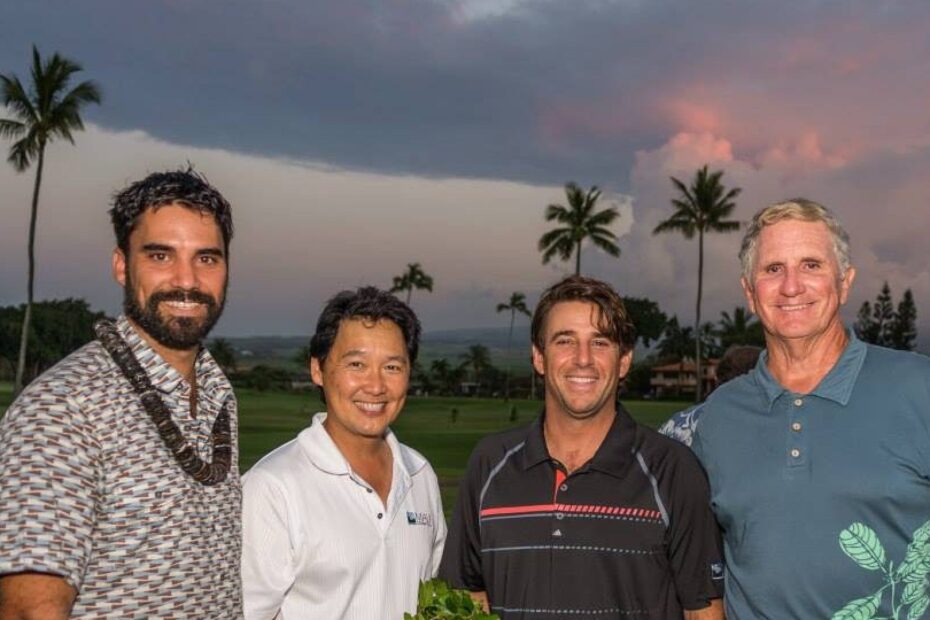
[440,276,724,619]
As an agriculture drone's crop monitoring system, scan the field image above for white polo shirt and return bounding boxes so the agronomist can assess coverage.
[241,412,446,619]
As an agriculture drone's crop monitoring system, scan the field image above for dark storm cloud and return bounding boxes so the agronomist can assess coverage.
[7,0,922,187]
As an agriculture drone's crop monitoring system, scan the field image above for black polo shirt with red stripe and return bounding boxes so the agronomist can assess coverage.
[439,405,724,619]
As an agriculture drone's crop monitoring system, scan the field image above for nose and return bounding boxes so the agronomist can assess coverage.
[574,342,593,366]
[780,266,805,296]
[169,258,199,290]
[363,367,387,394]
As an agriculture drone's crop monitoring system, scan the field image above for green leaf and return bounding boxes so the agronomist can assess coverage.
[902,580,926,606]
[831,591,882,620]
[839,523,888,571]
[908,595,930,620]
[412,579,500,619]
[913,521,930,545]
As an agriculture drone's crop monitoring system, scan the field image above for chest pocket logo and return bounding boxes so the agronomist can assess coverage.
[406,511,433,526]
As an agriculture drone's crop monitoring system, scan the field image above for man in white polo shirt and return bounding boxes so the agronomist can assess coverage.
[241,286,445,619]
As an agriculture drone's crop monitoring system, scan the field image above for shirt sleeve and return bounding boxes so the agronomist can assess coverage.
[241,469,298,620]
[437,447,486,591]
[428,467,448,577]
[662,447,725,610]
[0,386,102,590]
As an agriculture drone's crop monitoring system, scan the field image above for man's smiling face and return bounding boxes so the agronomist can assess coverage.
[311,318,410,445]
[532,301,632,422]
[742,218,855,346]
[114,203,228,351]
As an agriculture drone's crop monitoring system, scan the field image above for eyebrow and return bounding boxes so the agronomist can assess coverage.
[138,243,224,258]
[339,350,408,363]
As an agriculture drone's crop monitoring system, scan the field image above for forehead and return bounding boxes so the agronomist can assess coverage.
[755,219,835,262]
[543,301,604,336]
[332,317,406,354]
[130,203,223,247]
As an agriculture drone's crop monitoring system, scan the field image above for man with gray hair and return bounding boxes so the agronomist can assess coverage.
[693,199,930,618]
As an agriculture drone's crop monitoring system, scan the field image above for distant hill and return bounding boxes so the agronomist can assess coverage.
[222,325,536,373]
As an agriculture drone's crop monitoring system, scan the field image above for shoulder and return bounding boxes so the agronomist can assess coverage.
[2,342,116,425]
[636,423,704,471]
[468,422,534,463]
[861,344,930,377]
[243,435,304,487]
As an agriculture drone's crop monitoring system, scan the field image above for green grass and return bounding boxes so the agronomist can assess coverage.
[0,382,688,517]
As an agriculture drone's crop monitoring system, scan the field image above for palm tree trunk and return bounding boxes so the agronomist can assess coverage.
[406,288,412,305]
[504,311,514,401]
[695,229,704,402]
[574,242,581,276]
[14,144,45,397]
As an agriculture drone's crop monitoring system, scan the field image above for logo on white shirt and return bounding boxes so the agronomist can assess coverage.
[406,511,433,526]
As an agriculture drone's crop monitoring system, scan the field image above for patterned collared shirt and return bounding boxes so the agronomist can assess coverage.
[0,316,242,619]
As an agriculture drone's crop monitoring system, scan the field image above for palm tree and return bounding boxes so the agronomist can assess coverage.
[460,344,492,396]
[653,165,740,401]
[538,182,621,275]
[717,306,764,349]
[657,316,695,398]
[496,292,531,401]
[390,262,434,305]
[1,46,101,395]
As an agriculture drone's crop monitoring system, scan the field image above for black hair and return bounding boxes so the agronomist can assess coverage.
[309,286,421,366]
[109,167,234,254]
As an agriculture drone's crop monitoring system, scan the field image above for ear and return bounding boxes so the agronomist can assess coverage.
[617,348,634,380]
[310,357,324,387]
[838,266,856,305]
[112,247,127,286]
[740,276,756,315]
[531,345,545,376]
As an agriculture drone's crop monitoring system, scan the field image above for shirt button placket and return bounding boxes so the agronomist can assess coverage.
[787,396,807,468]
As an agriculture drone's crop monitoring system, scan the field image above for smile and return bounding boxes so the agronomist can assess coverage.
[355,401,387,413]
[566,376,598,384]
[162,300,205,310]
[777,302,814,311]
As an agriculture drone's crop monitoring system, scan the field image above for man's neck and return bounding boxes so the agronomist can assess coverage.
[765,322,849,394]
[543,406,615,474]
[125,317,199,385]
[323,418,394,503]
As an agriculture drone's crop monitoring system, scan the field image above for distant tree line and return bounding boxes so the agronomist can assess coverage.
[854,282,917,350]
[0,299,107,382]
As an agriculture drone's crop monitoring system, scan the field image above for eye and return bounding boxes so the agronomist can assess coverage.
[553,337,574,346]
[802,260,821,271]
[347,360,365,369]
[199,255,220,265]
[148,251,168,262]
[764,264,782,274]
[385,363,405,373]
[592,338,612,348]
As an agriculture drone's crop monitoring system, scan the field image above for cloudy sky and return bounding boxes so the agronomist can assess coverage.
[1,0,929,344]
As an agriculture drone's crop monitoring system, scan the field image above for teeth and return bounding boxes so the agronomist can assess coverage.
[356,402,386,412]
[779,303,811,311]
[164,301,202,309]
[567,377,597,383]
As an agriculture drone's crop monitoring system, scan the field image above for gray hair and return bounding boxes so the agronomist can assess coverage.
[738,198,851,282]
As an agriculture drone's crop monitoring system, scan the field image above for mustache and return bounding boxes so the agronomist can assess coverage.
[148,289,217,308]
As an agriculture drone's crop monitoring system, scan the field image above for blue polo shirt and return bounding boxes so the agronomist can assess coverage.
[693,332,930,619]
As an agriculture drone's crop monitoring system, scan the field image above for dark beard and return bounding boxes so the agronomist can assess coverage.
[123,272,225,351]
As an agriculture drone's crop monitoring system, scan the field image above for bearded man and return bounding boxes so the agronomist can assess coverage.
[0,169,241,619]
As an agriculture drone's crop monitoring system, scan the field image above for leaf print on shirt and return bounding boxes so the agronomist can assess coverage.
[832,521,930,620]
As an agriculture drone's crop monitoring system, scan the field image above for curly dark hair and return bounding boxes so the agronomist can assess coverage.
[531,275,636,353]
[309,286,421,367]
[109,167,234,254]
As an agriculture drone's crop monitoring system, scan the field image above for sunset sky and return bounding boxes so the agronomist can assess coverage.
[1,0,929,346]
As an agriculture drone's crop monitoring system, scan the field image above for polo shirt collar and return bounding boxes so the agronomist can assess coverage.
[301,412,426,478]
[519,404,637,477]
[754,328,867,407]
[115,315,231,406]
